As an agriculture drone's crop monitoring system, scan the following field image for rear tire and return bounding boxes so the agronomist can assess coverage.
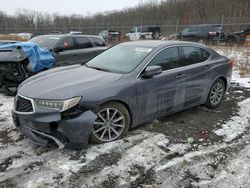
[205,79,226,109]
[90,102,130,144]
[226,37,237,46]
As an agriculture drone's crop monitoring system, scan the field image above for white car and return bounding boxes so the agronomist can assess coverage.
[125,26,161,41]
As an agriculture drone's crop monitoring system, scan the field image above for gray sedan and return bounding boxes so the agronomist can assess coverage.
[12,41,232,149]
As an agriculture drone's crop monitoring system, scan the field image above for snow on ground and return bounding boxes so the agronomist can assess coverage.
[214,98,250,142]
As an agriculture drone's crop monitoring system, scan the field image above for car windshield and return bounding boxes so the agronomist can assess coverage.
[30,35,60,49]
[85,45,153,74]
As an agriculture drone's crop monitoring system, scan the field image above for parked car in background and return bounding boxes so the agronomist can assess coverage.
[177,25,225,43]
[17,33,32,40]
[98,30,121,40]
[226,25,250,45]
[30,34,107,67]
[49,31,62,35]
[125,26,161,41]
[69,31,83,35]
[0,35,107,95]
[12,41,232,149]
[0,42,55,95]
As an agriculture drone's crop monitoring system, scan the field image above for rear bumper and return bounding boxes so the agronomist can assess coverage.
[12,109,97,149]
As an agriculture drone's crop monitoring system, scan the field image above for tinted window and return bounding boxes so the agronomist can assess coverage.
[57,38,75,50]
[91,37,106,47]
[149,47,182,71]
[182,46,205,65]
[201,49,211,61]
[188,27,200,32]
[30,35,60,49]
[75,37,93,49]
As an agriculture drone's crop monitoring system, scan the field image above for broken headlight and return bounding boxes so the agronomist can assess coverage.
[36,97,81,112]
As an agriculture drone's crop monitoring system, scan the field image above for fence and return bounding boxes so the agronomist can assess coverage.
[0,16,249,36]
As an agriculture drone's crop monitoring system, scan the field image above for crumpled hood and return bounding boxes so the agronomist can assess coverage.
[18,65,123,99]
[0,49,26,62]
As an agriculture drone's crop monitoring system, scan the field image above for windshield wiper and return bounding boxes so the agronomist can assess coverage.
[85,64,111,72]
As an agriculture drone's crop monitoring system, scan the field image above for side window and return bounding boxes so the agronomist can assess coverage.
[182,46,204,65]
[149,47,182,71]
[201,49,211,61]
[75,37,93,49]
[57,38,75,50]
[91,37,106,47]
[130,27,136,33]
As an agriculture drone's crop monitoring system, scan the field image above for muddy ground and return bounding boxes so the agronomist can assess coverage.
[0,82,249,188]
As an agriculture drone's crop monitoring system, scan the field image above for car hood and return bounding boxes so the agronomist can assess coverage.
[18,65,123,100]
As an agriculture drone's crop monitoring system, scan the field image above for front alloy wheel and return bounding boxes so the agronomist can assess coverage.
[91,102,130,143]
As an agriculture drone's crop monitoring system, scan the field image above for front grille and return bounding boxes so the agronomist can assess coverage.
[16,95,33,113]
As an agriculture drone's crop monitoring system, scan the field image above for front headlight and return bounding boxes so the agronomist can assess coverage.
[36,96,81,112]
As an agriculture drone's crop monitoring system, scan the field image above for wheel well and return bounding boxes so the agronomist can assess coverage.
[218,76,228,91]
[100,100,133,127]
[227,36,238,42]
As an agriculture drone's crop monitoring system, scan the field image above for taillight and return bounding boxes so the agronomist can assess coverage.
[208,32,217,36]
[228,59,235,67]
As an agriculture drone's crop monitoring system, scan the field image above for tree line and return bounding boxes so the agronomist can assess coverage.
[0,0,249,35]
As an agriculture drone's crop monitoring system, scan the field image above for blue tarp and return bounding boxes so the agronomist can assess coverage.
[0,42,55,72]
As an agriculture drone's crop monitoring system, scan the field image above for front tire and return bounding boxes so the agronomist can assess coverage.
[90,102,130,144]
[205,79,226,109]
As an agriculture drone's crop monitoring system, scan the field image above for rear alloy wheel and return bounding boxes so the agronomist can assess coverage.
[205,79,225,109]
[91,102,130,144]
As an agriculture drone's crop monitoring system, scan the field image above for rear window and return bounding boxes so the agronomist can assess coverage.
[201,49,211,61]
[90,37,106,47]
[183,46,204,65]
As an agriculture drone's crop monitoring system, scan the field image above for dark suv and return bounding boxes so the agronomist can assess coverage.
[226,25,250,45]
[30,35,107,66]
[178,25,225,43]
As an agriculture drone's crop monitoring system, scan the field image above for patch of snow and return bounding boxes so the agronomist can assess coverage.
[231,70,250,89]
[156,143,227,172]
[214,98,250,142]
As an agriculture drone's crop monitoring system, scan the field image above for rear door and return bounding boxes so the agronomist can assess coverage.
[89,37,107,57]
[54,37,79,67]
[179,46,211,108]
[74,37,95,64]
[136,46,186,123]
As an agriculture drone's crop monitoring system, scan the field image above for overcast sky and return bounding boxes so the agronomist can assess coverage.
[1,0,142,16]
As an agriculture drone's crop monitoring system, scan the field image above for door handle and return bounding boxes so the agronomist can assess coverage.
[176,73,185,78]
[204,65,210,69]
[72,54,78,57]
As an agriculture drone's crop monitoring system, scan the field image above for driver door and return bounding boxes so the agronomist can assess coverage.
[54,37,79,67]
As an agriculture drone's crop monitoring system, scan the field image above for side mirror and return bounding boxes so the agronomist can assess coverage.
[142,66,162,78]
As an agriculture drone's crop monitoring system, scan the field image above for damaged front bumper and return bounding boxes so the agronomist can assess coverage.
[12,102,97,149]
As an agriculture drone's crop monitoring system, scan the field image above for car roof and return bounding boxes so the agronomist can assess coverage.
[186,24,221,28]
[133,25,160,28]
[120,40,206,48]
[40,34,103,39]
